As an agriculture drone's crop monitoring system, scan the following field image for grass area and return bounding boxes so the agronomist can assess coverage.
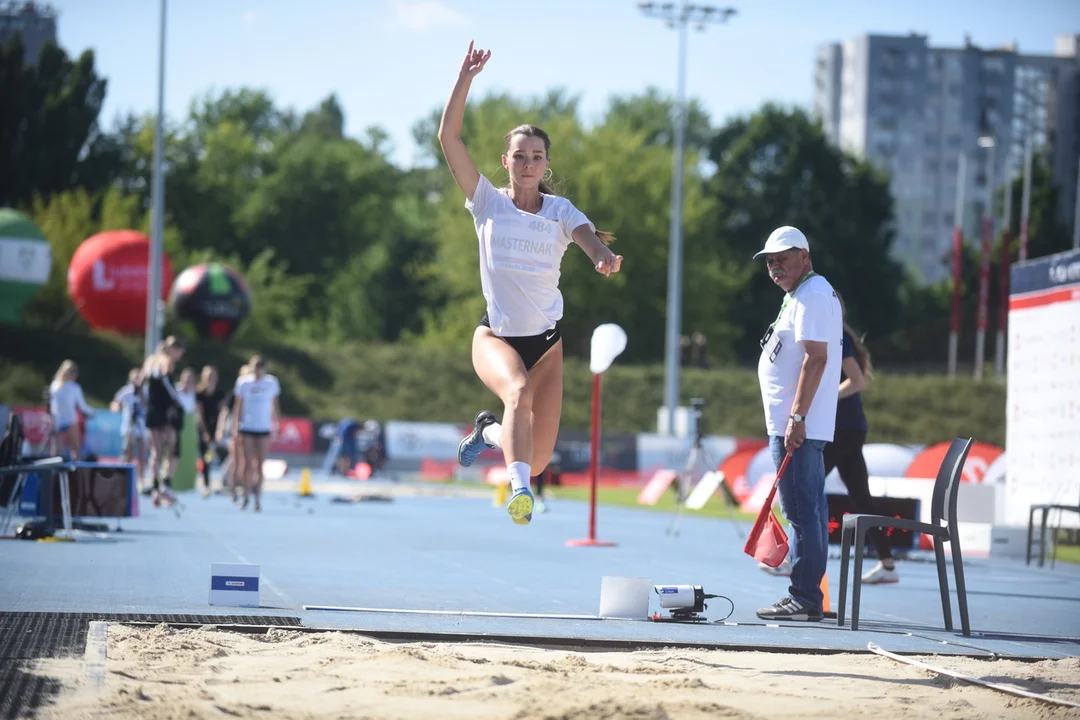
[542,484,759,523]
[448,478,763,523]
[1051,544,1080,565]
[1,324,1006,446]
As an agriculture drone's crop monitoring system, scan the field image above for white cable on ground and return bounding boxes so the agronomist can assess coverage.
[868,642,1080,709]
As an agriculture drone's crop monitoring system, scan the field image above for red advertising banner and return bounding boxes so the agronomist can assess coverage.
[13,405,52,447]
[269,417,313,454]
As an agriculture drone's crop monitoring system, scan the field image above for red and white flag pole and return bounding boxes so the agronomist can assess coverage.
[566,323,627,548]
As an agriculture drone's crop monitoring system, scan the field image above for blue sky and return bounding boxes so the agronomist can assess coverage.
[50,0,1078,168]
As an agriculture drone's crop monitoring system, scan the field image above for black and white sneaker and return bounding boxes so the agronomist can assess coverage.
[457,410,497,467]
[756,596,823,622]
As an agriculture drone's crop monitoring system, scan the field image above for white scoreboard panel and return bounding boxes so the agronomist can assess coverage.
[1005,248,1080,528]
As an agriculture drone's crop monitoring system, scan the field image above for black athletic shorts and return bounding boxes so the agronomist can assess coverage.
[479,314,562,372]
[239,430,271,438]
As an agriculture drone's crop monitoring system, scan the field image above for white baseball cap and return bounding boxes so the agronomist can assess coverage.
[752,226,810,259]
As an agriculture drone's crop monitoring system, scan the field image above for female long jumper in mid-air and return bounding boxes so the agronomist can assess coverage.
[438,41,624,526]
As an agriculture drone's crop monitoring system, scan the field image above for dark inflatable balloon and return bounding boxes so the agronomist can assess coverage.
[169,262,251,340]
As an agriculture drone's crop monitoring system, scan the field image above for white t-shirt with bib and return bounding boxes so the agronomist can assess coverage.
[234,373,280,433]
[113,383,147,438]
[757,274,843,442]
[465,175,594,337]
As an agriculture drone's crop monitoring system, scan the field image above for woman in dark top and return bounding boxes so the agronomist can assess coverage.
[826,300,898,584]
[142,336,186,505]
[195,366,224,498]
[215,364,249,503]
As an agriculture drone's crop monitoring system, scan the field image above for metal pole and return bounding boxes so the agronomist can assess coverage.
[948,153,966,379]
[639,2,735,436]
[1019,136,1033,261]
[145,0,168,360]
[975,142,995,381]
[661,17,689,436]
[1073,154,1080,249]
[587,372,602,541]
[995,166,1013,378]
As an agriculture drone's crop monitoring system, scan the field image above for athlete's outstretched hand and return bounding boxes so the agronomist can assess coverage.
[596,255,623,276]
[460,41,491,80]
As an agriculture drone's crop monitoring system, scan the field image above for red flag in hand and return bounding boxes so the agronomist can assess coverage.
[743,452,791,568]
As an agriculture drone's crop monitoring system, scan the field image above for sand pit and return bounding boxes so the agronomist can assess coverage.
[35,624,1080,719]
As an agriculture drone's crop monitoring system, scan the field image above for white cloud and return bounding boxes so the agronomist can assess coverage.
[392,0,467,31]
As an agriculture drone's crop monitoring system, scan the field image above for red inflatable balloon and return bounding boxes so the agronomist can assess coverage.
[67,230,173,335]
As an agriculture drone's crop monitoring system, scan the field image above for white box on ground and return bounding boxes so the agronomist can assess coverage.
[599,576,651,620]
[990,525,1033,559]
[953,522,992,557]
[209,562,261,607]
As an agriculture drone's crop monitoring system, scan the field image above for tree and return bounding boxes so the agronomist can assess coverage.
[706,105,904,361]
[0,35,113,207]
[99,89,439,345]
[1003,152,1073,261]
[603,87,713,152]
[232,134,407,277]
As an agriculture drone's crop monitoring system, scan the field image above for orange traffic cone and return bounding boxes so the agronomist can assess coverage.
[821,572,835,618]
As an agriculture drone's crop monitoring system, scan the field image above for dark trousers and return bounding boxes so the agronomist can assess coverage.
[198,436,212,489]
[824,429,893,561]
[533,469,546,497]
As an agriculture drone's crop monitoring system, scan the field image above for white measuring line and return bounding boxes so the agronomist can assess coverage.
[303,605,601,621]
[868,642,1080,709]
[83,622,108,694]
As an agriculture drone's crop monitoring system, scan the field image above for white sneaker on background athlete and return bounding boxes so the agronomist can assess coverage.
[759,558,793,577]
[861,562,899,584]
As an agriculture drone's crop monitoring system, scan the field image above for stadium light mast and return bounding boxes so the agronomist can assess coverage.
[145,0,168,360]
[639,2,737,436]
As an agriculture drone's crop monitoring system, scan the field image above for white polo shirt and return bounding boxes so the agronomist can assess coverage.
[466,175,594,337]
[234,373,280,433]
[757,274,843,442]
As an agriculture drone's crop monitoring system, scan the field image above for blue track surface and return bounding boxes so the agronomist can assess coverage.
[2,476,1079,660]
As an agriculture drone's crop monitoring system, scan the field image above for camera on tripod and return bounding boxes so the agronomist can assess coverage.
[688,397,705,442]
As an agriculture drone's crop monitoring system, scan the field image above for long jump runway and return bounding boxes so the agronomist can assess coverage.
[2,475,1079,665]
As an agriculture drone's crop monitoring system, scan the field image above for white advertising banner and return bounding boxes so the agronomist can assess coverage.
[1005,249,1080,528]
[384,420,469,462]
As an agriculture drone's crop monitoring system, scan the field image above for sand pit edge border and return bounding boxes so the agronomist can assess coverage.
[106,620,1029,661]
[83,621,108,693]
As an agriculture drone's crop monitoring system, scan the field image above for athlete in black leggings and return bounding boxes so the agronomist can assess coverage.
[826,323,898,585]
[143,336,186,505]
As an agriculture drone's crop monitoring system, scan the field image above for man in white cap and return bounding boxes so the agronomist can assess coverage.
[754,226,842,621]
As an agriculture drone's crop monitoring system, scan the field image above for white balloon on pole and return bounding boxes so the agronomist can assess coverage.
[589,323,628,374]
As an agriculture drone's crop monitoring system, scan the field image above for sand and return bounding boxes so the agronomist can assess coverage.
[32,624,1080,719]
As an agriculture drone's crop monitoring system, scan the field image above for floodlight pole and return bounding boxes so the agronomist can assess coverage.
[974,135,996,381]
[145,0,167,360]
[639,2,737,435]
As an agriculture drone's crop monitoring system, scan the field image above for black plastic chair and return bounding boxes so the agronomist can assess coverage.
[1027,493,1080,569]
[837,436,974,636]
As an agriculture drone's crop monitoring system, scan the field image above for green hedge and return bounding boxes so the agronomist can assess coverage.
[0,326,1005,446]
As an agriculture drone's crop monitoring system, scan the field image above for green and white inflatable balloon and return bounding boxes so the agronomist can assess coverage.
[0,208,52,325]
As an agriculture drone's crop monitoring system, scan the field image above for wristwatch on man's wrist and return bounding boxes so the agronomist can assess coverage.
[790,413,805,423]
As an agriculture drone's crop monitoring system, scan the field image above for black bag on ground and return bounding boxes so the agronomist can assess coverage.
[0,413,25,506]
